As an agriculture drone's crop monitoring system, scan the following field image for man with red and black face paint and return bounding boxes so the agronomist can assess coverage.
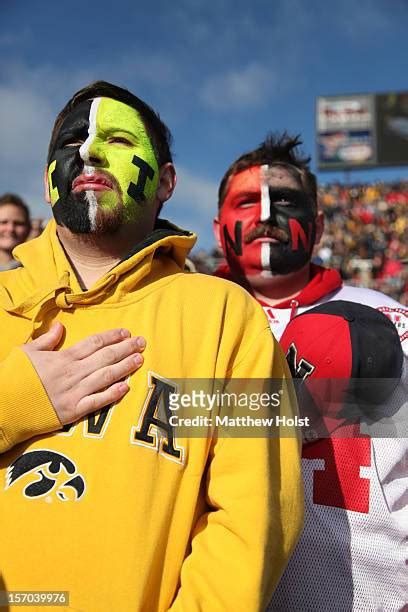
[214,133,408,612]
[0,87,303,610]
[218,164,318,274]
[214,134,325,325]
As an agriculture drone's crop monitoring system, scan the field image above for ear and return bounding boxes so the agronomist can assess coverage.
[44,167,51,204]
[213,217,222,248]
[156,163,176,206]
[314,211,324,245]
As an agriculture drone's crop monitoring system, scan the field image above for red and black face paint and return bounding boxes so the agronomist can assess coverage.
[259,185,316,275]
[218,165,316,278]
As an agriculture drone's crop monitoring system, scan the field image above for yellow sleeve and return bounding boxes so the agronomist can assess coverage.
[0,347,61,453]
[169,309,303,611]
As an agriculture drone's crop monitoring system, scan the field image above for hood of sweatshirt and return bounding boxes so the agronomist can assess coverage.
[214,262,342,309]
[0,218,196,325]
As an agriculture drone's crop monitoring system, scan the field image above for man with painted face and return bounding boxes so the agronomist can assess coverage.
[214,133,328,335]
[214,133,408,611]
[0,84,303,611]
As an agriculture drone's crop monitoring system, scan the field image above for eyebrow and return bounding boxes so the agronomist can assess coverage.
[103,124,135,133]
[56,121,89,142]
[102,126,140,139]
[229,189,260,201]
[268,187,305,200]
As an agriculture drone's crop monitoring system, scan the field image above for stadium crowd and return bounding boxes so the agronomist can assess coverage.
[3,180,407,305]
[190,179,408,304]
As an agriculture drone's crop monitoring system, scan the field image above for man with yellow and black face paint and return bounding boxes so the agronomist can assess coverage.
[47,97,160,235]
[0,83,303,611]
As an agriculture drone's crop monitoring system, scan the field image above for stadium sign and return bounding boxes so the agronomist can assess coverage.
[316,91,408,170]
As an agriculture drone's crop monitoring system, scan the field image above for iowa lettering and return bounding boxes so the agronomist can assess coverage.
[59,374,184,463]
[60,405,113,438]
[132,373,184,464]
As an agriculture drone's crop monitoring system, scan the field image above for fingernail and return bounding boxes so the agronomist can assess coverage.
[134,354,143,366]
[119,382,129,393]
[136,336,146,350]
[121,329,130,338]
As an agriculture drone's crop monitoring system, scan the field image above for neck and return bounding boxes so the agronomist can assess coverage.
[0,250,13,266]
[56,223,151,289]
[248,263,312,306]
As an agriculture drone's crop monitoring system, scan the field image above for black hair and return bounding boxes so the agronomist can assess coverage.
[48,80,173,167]
[0,193,31,224]
[218,132,317,212]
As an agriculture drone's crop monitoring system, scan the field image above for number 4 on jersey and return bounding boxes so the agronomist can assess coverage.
[303,437,371,513]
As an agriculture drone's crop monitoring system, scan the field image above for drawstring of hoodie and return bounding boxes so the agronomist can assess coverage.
[290,299,299,320]
[1,220,195,345]
[27,272,74,341]
[20,272,118,342]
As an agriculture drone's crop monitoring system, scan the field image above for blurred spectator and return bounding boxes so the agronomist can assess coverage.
[193,179,408,302]
[0,193,31,271]
[189,247,222,274]
[28,218,45,240]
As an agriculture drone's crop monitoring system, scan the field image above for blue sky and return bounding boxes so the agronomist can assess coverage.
[1,0,407,249]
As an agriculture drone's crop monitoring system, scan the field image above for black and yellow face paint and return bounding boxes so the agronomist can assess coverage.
[48,97,159,234]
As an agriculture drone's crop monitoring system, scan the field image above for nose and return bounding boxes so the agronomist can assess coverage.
[79,136,106,166]
[259,208,278,226]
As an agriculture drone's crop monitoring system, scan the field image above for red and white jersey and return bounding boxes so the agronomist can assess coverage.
[266,283,408,611]
[268,427,408,611]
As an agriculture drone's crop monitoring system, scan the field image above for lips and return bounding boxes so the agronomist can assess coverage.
[72,172,114,192]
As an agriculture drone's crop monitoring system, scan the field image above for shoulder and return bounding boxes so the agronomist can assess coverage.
[324,285,408,346]
[176,272,256,303]
[173,271,269,328]
[328,285,405,310]
[0,265,27,291]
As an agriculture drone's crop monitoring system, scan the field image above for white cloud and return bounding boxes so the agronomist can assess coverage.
[0,86,54,163]
[164,165,218,249]
[0,84,54,219]
[200,62,278,111]
[0,62,97,219]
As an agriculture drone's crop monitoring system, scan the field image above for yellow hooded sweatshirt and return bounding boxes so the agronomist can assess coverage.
[0,220,302,612]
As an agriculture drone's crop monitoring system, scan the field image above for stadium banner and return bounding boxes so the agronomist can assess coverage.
[316,94,376,170]
[376,91,408,166]
[316,91,408,170]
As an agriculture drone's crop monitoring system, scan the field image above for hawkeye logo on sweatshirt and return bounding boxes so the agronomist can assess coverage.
[5,449,85,501]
